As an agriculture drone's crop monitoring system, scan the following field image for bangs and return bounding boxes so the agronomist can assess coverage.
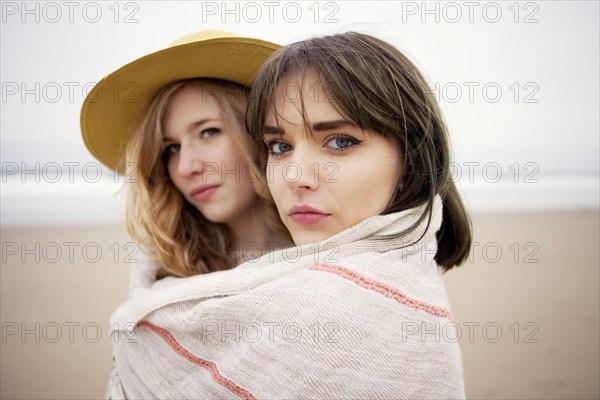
[248,42,365,144]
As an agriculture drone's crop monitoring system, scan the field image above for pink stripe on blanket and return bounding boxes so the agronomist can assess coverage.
[309,263,453,319]
[137,320,255,400]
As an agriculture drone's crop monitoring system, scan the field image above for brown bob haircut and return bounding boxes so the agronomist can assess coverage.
[247,32,472,271]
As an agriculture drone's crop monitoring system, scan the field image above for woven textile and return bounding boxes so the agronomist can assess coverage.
[107,196,465,399]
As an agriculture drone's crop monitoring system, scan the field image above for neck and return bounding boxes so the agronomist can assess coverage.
[226,202,291,264]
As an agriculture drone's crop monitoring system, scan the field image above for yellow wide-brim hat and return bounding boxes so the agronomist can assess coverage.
[80,30,280,174]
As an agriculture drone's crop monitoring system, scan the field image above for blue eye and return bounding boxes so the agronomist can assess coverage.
[326,135,360,151]
[201,128,220,138]
[266,140,292,156]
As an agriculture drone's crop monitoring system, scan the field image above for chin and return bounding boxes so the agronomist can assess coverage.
[200,210,229,224]
[292,231,329,246]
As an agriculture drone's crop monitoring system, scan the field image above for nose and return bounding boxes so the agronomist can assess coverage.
[176,142,204,178]
[284,144,320,191]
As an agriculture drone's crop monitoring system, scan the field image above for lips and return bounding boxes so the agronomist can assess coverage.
[190,184,220,201]
[288,205,331,225]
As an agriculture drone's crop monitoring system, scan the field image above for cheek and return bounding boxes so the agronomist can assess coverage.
[371,159,399,190]
[266,165,286,203]
[221,140,247,170]
[166,158,176,177]
[266,167,289,214]
[385,156,402,192]
[372,159,401,210]
[266,169,278,196]
[340,157,399,214]
[166,159,184,191]
[222,144,260,194]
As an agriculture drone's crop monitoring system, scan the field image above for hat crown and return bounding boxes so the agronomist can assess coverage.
[81,30,279,173]
[169,30,237,47]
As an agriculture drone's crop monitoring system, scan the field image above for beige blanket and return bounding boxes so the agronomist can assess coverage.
[107,195,464,399]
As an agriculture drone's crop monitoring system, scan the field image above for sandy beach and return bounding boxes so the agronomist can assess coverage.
[1,210,599,399]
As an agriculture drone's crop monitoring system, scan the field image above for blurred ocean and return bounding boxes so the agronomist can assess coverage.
[1,169,599,226]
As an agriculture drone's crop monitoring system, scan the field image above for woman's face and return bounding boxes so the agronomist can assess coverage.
[163,85,257,224]
[264,70,402,245]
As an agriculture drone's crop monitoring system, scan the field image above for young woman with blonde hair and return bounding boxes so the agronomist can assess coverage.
[81,31,291,282]
[80,31,292,398]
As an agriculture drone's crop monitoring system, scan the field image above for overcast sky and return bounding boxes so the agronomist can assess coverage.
[1,1,599,175]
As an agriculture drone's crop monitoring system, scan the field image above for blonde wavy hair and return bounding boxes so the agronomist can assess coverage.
[124,78,287,278]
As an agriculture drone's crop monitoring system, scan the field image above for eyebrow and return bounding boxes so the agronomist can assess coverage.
[263,119,358,136]
[163,118,217,141]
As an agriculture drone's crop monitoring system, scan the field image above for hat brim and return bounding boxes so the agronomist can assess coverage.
[80,37,279,173]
